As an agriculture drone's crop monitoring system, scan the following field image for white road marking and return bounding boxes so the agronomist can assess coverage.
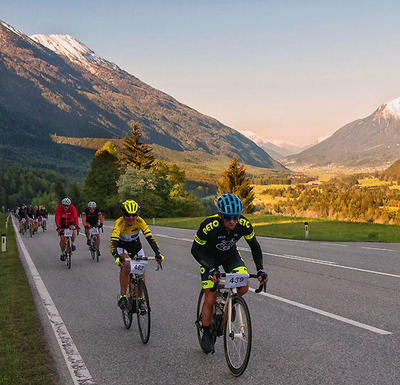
[250,288,392,335]
[13,219,95,385]
[156,232,395,335]
[156,233,400,279]
[361,246,396,252]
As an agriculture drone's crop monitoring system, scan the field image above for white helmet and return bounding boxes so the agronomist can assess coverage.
[88,201,97,208]
[61,197,71,205]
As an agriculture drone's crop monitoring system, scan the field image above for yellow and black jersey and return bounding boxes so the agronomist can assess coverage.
[191,214,263,270]
[110,216,159,258]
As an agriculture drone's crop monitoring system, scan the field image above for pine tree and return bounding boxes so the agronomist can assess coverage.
[119,123,155,170]
[217,157,255,213]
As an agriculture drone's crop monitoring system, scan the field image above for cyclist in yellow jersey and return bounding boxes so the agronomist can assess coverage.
[110,199,164,309]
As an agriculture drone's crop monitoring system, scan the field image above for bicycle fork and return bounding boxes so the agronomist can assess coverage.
[226,294,246,340]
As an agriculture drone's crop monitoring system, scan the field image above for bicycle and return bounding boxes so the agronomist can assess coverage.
[62,228,74,269]
[121,255,162,344]
[88,225,101,262]
[195,272,266,377]
[28,219,34,237]
[40,217,47,232]
[20,218,27,235]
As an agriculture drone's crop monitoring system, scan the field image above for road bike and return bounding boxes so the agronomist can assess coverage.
[195,272,266,377]
[20,218,27,235]
[121,255,162,344]
[40,217,47,232]
[28,218,34,237]
[63,228,74,269]
[88,225,101,262]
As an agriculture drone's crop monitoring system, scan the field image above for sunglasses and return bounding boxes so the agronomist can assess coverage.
[222,214,239,221]
[124,213,138,218]
[63,204,70,208]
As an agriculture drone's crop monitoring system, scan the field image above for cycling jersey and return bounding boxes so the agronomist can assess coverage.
[55,204,79,228]
[26,208,35,219]
[82,207,103,227]
[18,207,27,219]
[110,216,159,259]
[39,209,48,218]
[191,214,263,271]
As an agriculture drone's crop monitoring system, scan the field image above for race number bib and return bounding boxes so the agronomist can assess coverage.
[89,228,99,235]
[224,273,249,288]
[130,260,148,275]
[64,229,73,237]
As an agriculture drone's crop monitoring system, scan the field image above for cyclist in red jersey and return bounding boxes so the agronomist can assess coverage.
[55,197,80,261]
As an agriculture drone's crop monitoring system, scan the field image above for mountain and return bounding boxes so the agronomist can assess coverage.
[239,130,313,159]
[381,158,400,181]
[0,20,284,179]
[281,98,400,171]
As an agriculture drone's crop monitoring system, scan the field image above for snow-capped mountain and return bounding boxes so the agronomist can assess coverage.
[282,97,400,170]
[30,34,119,73]
[239,130,314,159]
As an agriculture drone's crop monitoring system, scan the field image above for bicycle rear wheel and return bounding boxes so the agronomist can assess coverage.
[66,240,72,269]
[223,295,252,377]
[122,285,134,329]
[29,223,33,237]
[136,279,151,344]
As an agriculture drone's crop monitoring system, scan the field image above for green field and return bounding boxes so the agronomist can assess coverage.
[149,214,400,243]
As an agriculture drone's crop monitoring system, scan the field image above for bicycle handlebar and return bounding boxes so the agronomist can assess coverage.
[210,272,267,293]
[123,255,163,270]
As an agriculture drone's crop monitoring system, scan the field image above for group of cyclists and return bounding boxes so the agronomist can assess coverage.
[54,198,104,261]
[110,193,268,355]
[16,204,48,234]
[17,193,268,356]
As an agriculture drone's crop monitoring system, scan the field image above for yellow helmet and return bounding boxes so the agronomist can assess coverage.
[121,199,140,216]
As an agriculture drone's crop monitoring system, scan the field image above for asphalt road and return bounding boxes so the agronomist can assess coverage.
[13,216,400,385]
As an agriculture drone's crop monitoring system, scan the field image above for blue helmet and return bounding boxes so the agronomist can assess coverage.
[217,194,243,215]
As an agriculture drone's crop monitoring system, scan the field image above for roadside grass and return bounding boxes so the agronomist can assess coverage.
[0,214,59,385]
[150,214,400,242]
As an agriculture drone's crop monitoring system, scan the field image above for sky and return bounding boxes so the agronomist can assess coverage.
[3,0,400,146]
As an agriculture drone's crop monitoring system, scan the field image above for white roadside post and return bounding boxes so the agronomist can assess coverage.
[304,222,309,239]
[1,233,6,252]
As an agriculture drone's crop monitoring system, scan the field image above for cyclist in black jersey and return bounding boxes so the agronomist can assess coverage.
[82,201,104,251]
[18,203,27,233]
[191,193,268,354]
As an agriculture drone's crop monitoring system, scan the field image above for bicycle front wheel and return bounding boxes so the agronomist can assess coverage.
[122,288,134,330]
[136,279,151,344]
[90,236,96,260]
[223,295,252,377]
[195,289,206,351]
[66,240,72,269]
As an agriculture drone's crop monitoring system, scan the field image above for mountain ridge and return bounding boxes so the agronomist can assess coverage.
[281,97,400,171]
[0,20,284,175]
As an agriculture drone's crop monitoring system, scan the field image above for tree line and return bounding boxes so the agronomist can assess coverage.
[1,124,257,219]
[258,178,400,225]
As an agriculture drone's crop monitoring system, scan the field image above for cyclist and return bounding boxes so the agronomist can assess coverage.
[39,206,48,230]
[26,205,37,234]
[55,198,80,261]
[82,201,104,254]
[110,199,164,310]
[17,203,27,233]
[191,193,268,354]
